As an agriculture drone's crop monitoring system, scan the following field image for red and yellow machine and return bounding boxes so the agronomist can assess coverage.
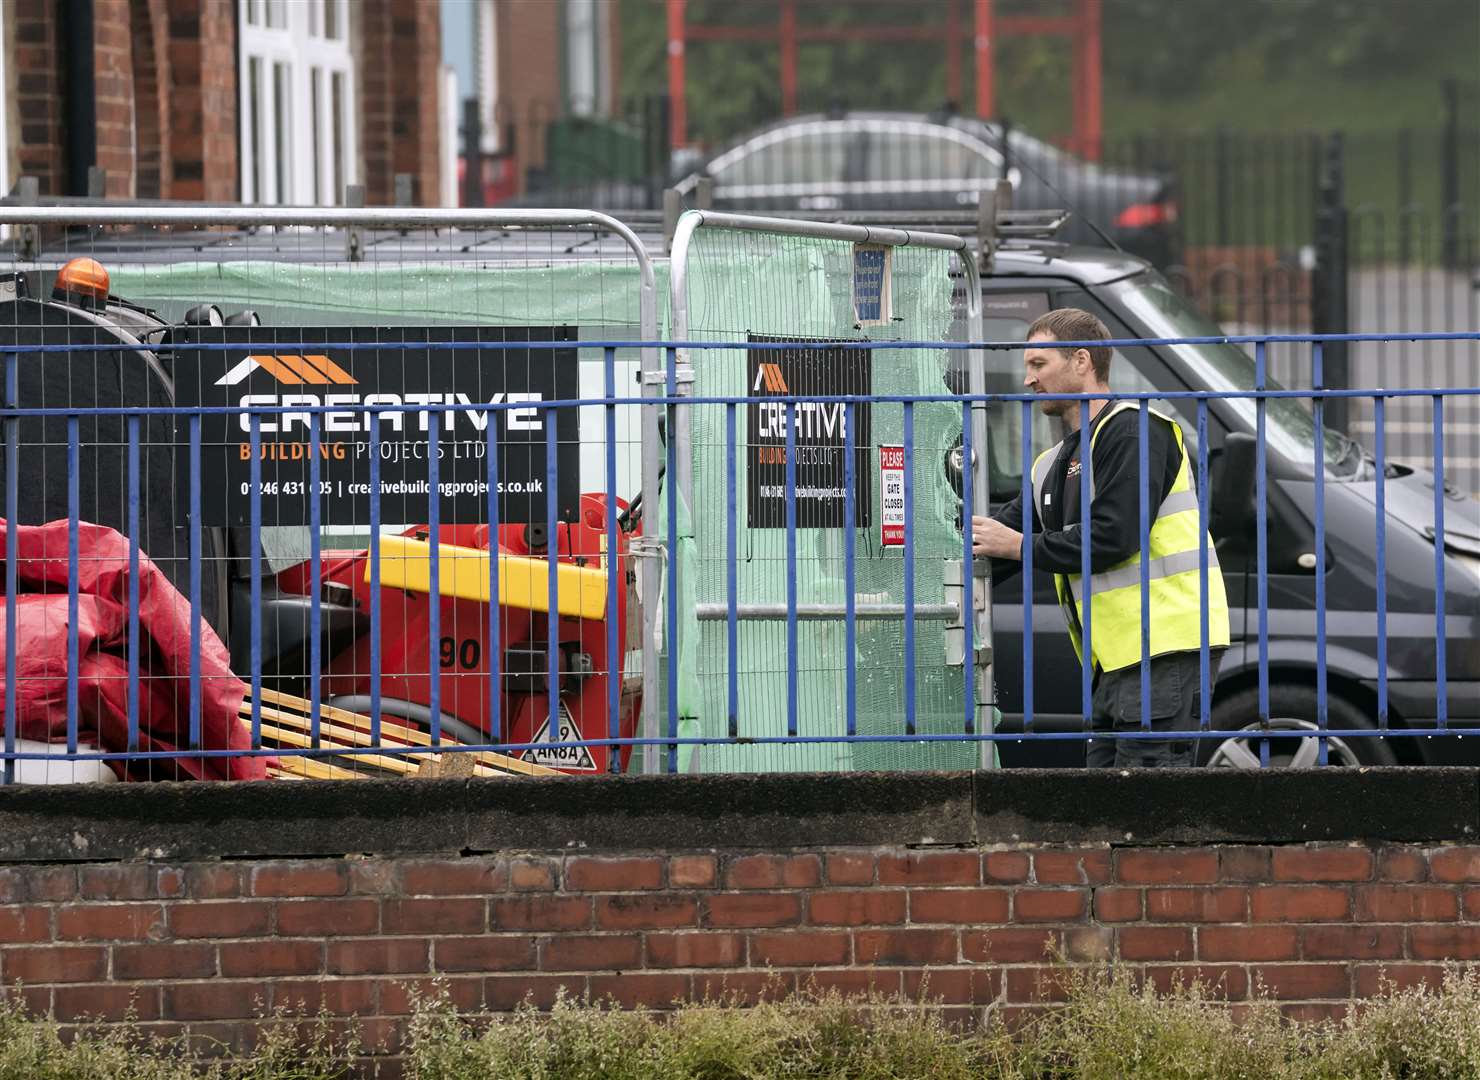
[273,493,642,774]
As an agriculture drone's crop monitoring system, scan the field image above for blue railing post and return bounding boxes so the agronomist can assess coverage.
[546,405,560,754]
[725,399,738,740]
[844,400,857,740]
[1313,344,1329,765]
[485,415,501,743]
[1434,394,1448,729]
[368,411,382,738]
[1196,399,1210,731]
[428,405,442,746]
[1079,402,1093,742]
[308,412,323,740]
[126,415,141,753]
[605,347,622,771]
[961,399,975,735]
[187,415,202,753]
[1137,403,1151,734]
[665,346,679,773]
[1020,400,1034,732]
[249,414,263,749]
[1254,343,1270,768]
[903,402,916,736]
[3,353,17,785]
[1374,395,1388,729]
[784,398,798,739]
[66,417,80,756]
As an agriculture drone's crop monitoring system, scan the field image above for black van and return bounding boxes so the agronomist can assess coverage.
[965,242,1480,767]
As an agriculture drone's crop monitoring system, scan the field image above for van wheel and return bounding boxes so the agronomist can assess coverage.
[1200,685,1398,768]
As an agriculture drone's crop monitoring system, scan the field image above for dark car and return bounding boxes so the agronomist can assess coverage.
[674,111,1180,267]
[957,240,1479,767]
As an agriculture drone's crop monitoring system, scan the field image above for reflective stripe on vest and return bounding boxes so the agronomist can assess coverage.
[1029,401,1231,672]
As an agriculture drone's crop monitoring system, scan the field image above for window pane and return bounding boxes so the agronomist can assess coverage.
[866,127,998,185]
[248,57,263,202]
[331,72,345,204]
[311,68,323,204]
[273,62,291,203]
[266,0,285,29]
[324,0,339,39]
[245,0,258,26]
[309,0,319,36]
[719,130,850,187]
[948,296,1055,500]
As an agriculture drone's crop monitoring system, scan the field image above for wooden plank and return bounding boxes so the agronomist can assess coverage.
[268,755,363,782]
[247,689,560,777]
[256,723,421,777]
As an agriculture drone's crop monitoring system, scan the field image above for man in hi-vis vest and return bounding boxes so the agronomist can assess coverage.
[970,308,1231,767]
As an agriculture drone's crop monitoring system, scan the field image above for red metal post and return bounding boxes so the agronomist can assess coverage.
[667,0,688,148]
[1082,0,1102,161]
[779,0,799,115]
[1070,1,1085,157]
[946,0,962,106]
[974,0,994,119]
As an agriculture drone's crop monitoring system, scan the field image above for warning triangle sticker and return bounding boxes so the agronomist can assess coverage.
[518,703,598,771]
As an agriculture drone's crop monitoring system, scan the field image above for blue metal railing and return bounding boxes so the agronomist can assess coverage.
[1,332,1477,778]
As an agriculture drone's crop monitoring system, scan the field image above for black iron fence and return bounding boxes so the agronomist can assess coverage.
[464,91,1477,267]
[460,95,1479,490]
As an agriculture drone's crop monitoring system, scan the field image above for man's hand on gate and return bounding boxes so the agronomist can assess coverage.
[971,515,1023,560]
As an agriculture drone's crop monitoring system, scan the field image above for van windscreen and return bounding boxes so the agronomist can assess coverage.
[1111,275,1362,479]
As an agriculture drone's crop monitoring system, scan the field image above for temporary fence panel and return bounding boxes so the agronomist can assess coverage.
[0,206,658,781]
[666,210,990,774]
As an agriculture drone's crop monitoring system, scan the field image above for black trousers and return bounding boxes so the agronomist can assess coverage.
[1084,649,1224,769]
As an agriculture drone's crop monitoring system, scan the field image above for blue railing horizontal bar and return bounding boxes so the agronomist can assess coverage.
[5,384,1479,421]
[1,725,1473,765]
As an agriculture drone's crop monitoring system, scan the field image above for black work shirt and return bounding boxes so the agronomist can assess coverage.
[991,405,1183,580]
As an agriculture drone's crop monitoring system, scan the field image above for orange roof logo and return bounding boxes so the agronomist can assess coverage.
[752,362,789,394]
[215,354,357,387]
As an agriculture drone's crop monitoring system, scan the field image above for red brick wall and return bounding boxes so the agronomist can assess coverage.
[497,0,563,188]
[6,842,1480,1070]
[165,0,237,202]
[358,0,442,206]
[9,0,233,200]
[129,0,173,199]
[92,0,137,198]
[12,0,64,195]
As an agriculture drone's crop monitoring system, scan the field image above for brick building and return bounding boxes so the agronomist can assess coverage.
[450,0,621,201]
[1,0,449,207]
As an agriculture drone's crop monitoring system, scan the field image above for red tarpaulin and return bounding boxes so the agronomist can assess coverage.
[0,519,266,781]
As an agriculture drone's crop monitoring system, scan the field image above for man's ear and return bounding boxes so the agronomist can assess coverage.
[1074,347,1093,374]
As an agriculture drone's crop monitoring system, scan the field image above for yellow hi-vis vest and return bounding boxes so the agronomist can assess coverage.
[1031,402,1232,672]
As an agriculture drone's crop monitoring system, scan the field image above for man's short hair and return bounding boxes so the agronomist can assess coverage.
[1027,308,1112,383]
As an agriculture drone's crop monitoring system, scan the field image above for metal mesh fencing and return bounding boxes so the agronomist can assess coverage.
[0,207,657,782]
[666,211,989,774]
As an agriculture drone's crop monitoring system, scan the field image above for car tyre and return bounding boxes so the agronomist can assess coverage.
[1199,684,1398,768]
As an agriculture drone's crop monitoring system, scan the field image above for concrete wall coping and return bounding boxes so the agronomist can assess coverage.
[0,769,1475,863]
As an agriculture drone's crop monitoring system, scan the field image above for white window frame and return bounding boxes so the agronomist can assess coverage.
[475,0,501,154]
[565,0,598,117]
[238,0,358,205]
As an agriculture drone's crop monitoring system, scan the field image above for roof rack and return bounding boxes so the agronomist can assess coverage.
[976,181,1071,272]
